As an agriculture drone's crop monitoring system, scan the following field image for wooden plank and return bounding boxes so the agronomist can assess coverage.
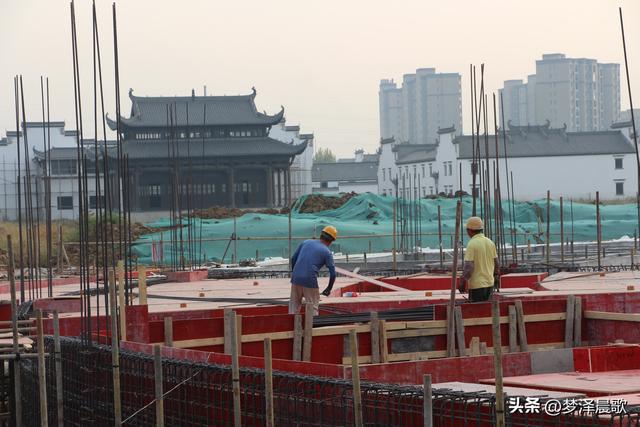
[514,300,529,352]
[312,324,371,337]
[454,306,466,357]
[117,261,127,341]
[302,303,313,362]
[334,266,406,292]
[264,338,274,427]
[165,337,225,349]
[492,300,505,427]
[163,317,173,347]
[564,295,575,348]
[154,345,164,427]
[370,313,380,364]
[574,297,582,347]
[230,314,241,427]
[138,266,147,305]
[508,306,518,353]
[446,305,454,357]
[224,309,234,354]
[53,312,64,427]
[236,314,242,355]
[241,330,294,343]
[584,311,640,322]
[36,310,48,427]
[424,374,433,427]
[349,330,363,427]
[387,328,447,339]
[379,320,389,363]
[470,337,480,356]
[292,314,302,361]
[341,342,567,365]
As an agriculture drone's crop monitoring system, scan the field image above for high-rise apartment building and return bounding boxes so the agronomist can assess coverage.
[379,68,462,144]
[500,54,620,131]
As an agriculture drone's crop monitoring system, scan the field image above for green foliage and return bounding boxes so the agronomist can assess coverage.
[313,147,336,163]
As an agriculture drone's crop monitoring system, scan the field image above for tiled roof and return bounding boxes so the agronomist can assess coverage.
[455,129,635,159]
[123,137,307,160]
[107,88,284,129]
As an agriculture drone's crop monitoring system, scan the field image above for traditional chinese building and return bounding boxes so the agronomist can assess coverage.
[106,88,307,210]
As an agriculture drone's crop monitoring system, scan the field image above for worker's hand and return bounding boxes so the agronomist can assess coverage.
[458,279,467,293]
[321,287,332,297]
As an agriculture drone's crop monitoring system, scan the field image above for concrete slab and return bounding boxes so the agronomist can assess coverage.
[433,381,585,399]
[531,348,575,374]
[481,369,640,397]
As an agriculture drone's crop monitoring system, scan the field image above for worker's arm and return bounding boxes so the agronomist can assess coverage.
[321,253,336,296]
[290,244,301,270]
[461,261,474,281]
[494,257,500,276]
[460,245,475,293]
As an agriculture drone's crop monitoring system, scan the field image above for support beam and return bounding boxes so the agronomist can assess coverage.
[302,303,313,361]
[370,312,380,364]
[264,338,274,427]
[454,306,466,357]
[514,300,528,352]
[349,330,363,427]
[292,314,302,361]
[154,345,164,427]
[574,297,582,347]
[564,295,575,348]
[36,310,48,427]
[163,317,173,347]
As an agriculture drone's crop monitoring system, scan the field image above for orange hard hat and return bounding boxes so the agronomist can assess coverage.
[322,225,338,240]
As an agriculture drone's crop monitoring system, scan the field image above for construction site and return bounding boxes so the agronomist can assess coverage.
[2,1,640,427]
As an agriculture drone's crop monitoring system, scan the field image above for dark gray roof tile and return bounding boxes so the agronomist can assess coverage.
[455,129,634,158]
[123,137,306,160]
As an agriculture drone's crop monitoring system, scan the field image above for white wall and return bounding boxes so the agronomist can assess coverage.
[377,142,396,195]
[457,153,637,200]
[268,122,314,201]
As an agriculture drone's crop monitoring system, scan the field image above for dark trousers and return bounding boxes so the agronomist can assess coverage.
[469,286,493,302]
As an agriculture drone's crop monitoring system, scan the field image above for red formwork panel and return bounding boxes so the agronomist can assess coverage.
[0,301,12,322]
[337,272,547,295]
[166,270,209,282]
[500,272,548,290]
[125,305,150,343]
[33,297,81,314]
[121,340,345,378]
[350,352,532,385]
[574,345,640,373]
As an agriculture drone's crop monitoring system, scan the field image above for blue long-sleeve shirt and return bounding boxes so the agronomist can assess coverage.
[290,239,336,289]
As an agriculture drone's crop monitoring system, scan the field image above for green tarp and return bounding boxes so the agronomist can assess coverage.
[132,193,638,264]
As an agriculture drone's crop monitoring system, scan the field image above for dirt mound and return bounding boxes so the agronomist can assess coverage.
[297,192,357,213]
[193,206,285,219]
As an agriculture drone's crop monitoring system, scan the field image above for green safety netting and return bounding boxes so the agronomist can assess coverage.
[131,193,639,264]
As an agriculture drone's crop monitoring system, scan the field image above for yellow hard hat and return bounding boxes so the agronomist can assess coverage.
[322,225,338,240]
[465,217,484,231]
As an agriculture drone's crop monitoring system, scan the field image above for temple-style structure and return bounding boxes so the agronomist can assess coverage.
[107,88,306,210]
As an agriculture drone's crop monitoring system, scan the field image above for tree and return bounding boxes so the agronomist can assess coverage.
[313,147,336,163]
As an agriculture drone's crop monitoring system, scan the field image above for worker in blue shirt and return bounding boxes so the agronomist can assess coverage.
[289,226,337,316]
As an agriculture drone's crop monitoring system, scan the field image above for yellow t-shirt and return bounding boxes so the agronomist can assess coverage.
[464,233,497,289]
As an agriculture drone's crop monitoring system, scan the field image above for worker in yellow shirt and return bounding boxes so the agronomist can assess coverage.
[459,216,499,302]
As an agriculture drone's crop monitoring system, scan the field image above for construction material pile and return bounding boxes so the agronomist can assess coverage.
[132,193,639,264]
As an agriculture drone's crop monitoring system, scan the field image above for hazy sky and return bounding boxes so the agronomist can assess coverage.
[1,0,639,157]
